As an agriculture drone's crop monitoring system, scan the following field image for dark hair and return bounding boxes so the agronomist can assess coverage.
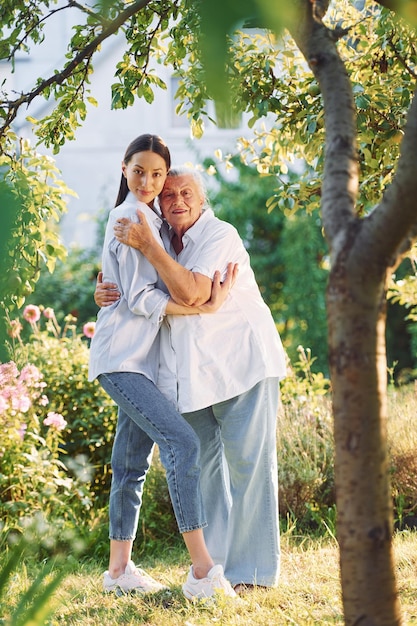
[115,134,171,207]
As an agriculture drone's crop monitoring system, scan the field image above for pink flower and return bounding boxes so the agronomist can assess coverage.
[23,305,41,323]
[7,319,23,338]
[83,321,96,339]
[11,393,31,413]
[0,396,8,414]
[19,364,42,384]
[44,412,67,432]
[0,362,19,385]
[43,307,55,319]
[18,424,27,440]
[1,385,13,401]
[39,394,49,407]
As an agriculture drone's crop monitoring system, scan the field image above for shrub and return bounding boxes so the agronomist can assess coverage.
[278,347,335,534]
[277,399,336,535]
[0,359,91,526]
[24,246,101,337]
[7,306,117,507]
[387,385,417,528]
[5,309,417,552]
[278,349,417,535]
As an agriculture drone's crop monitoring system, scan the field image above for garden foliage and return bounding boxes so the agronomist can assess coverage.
[3,305,115,512]
[2,305,416,550]
[1,304,417,626]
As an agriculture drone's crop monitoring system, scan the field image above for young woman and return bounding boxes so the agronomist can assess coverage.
[88,134,236,600]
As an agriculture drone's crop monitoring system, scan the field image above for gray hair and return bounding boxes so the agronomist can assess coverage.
[167,166,210,211]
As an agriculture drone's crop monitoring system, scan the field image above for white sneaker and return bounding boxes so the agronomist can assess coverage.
[182,564,237,600]
[103,560,166,594]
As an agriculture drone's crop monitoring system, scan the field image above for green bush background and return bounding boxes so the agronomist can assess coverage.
[2,314,416,564]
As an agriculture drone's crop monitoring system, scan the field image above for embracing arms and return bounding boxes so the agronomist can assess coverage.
[114,210,211,306]
[94,263,238,315]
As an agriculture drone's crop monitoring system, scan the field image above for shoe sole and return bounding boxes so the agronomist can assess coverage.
[105,584,166,596]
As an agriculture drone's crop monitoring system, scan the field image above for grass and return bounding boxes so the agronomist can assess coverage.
[2,384,417,624]
[2,531,417,625]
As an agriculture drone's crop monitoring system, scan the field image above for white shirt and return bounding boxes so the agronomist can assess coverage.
[88,196,169,382]
[157,209,287,412]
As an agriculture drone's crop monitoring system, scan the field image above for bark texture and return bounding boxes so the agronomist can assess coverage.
[289,1,417,623]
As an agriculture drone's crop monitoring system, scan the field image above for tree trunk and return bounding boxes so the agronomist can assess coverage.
[289,3,407,623]
[327,244,402,625]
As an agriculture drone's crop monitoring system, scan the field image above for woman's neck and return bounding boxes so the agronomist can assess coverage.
[172,232,183,254]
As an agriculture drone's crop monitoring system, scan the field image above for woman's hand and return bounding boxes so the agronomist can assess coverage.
[94,271,121,307]
[164,262,238,315]
[197,262,239,313]
[114,210,154,252]
[116,208,211,306]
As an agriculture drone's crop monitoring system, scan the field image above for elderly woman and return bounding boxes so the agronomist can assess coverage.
[98,166,286,593]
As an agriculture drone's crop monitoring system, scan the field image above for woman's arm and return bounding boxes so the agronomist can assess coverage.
[165,263,238,315]
[95,263,238,313]
[114,211,211,307]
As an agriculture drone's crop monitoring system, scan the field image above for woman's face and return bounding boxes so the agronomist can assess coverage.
[159,174,204,234]
[122,150,168,206]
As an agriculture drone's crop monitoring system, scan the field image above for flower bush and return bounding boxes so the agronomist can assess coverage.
[0,359,91,526]
[6,307,118,509]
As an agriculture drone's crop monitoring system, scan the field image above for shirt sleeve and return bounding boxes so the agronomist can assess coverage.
[189,221,248,279]
[109,240,169,324]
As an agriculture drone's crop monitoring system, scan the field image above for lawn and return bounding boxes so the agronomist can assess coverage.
[2,357,417,625]
[3,531,416,625]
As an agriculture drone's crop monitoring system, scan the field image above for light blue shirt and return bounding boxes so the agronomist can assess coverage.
[157,209,287,412]
[88,196,169,382]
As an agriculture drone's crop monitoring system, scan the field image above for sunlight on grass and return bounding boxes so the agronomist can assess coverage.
[393,531,417,625]
[2,385,417,624]
[388,385,417,454]
[2,532,415,625]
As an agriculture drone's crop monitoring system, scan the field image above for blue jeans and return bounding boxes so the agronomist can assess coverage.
[98,372,207,538]
[183,378,280,587]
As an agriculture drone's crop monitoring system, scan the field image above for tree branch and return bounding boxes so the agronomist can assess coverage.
[289,1,359,248]
[365,84,417,268]
[387,31,417,79]
[0,0,153,139]
[8,1,107,62]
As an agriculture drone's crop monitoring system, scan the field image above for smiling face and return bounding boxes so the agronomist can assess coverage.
[159,174,204,235]
[122,150,168,206]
